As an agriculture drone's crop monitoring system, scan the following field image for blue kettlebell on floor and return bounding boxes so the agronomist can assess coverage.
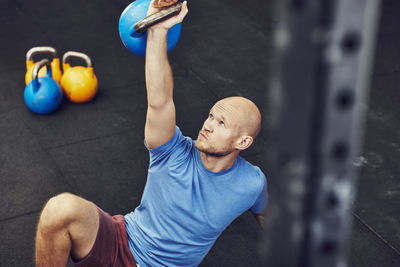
[24,59,63,114]
[119,0,182,57]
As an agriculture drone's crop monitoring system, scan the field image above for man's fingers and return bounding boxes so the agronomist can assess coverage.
[176,1,188,22]
[148,0,178,16]
[144,0,188,31]
[153,0,178,8]
[165,1,188,26]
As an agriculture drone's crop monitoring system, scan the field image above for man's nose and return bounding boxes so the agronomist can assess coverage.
[204,119,213,133]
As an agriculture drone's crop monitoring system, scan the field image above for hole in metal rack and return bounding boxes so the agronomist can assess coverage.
[291,0,306,10]
[325,191,339,210]
[331,141,349,161]
[341,31,361,54]
[335,89,354,111]
[320,238,338,254]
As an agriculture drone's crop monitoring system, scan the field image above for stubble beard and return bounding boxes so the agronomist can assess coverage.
[195,139,234,157]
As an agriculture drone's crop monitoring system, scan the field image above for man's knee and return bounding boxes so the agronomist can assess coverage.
[39,192,84,231]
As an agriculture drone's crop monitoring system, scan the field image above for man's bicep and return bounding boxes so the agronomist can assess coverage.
[145,100,176,149]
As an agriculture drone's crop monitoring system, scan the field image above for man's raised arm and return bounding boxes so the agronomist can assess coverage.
[144,0,188,149]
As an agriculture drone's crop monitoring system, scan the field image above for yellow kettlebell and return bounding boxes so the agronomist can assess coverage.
[25,46,62,85]
[61,51,98,103]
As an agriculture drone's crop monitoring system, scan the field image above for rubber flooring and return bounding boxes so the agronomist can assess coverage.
[0,0,399,266]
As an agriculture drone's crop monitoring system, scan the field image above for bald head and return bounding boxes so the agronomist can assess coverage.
[216,96,261,138]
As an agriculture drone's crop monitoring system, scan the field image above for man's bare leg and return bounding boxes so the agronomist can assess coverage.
[35,193,99,266]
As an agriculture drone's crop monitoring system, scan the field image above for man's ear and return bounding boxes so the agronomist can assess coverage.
[236,136,253,151]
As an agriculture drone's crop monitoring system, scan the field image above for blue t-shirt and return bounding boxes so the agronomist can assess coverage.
[125,127,268,267]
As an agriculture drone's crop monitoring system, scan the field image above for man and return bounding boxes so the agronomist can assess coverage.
[34,1,267,266]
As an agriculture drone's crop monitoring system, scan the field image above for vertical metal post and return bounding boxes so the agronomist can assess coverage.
[261,0,381,266]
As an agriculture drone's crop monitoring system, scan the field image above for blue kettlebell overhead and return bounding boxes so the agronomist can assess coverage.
[24,59,63,114]
[119,0,182,57]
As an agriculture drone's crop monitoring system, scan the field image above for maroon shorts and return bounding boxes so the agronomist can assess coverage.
[70,207,137,267]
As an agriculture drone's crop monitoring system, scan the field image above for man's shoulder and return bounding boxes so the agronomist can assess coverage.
[175,126,195,148]
[237,156,264,175]
[236,157,267,187]
[149,126,193,150]
[166,126,195,157]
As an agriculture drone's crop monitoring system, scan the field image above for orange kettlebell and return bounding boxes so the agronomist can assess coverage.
[25,46,62,85]
[61,51,98,103]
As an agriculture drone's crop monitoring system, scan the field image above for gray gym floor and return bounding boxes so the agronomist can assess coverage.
[0,0,399,266]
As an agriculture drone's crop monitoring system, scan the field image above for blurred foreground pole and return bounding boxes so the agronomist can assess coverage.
[262,0,381,266]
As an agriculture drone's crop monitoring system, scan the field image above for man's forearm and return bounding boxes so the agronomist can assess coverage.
[145,29,174,108]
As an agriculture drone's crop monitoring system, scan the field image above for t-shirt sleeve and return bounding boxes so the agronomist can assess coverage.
[250,172,268,214]
[145,126,191,165]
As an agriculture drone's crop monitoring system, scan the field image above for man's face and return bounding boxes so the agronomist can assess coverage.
[195,101,241,156]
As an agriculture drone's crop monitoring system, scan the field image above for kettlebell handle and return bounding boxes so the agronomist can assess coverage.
[26,46,58,61]
[32,59,52,81]
[62,51,93,67]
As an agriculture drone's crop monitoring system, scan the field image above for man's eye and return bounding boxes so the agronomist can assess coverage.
[219,121,224,126]
[209,114,214,119]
